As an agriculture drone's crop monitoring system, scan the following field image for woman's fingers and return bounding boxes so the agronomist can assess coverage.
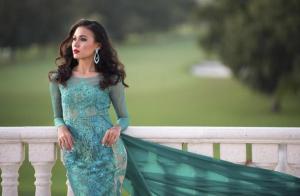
[65,135,73,150]
[106,131,113,146]
[108,135,115,146]
[57,126,74,151]
[101,131,108,146]
[58,139,63,149]
[58,134,73,150]
[107,131,114,145]
[102,128,119,147]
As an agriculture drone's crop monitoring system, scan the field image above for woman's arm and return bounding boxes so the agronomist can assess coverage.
[49,73,73,150]
[49,74,66,128]
[109,80,130,132]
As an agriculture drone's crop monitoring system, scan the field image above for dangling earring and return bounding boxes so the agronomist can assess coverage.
[94,48,100,64]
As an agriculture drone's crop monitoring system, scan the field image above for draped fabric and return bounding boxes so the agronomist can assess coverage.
[122,134,300,196]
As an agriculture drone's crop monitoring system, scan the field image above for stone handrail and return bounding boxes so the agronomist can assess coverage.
[1,126,300,196]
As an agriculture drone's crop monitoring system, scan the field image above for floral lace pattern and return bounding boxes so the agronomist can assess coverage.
[49,74,129,196]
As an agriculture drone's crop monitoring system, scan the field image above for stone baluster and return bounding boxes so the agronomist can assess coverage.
[188,143,214,157]
[252,143,278,170]
[220,143,246,165]
[59,149,74,196]
[159,142,182,150]
[0,143,24,196]
[286,144,300,177]
[66,179,74,196]
[275,143,293,175]
[28,143,56,196]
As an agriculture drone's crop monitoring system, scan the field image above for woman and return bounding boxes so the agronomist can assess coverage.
[49,19,129,195]
[50,19,300,196]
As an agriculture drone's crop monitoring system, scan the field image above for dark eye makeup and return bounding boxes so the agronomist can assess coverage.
[72,35,88,42]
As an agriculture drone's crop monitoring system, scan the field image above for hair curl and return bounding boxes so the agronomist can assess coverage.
[48,19,128,89]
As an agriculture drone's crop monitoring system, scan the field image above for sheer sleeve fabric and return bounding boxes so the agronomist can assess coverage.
[109,81,130,132]
[49,74,66,128]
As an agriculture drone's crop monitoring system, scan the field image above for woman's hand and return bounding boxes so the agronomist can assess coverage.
[101,125,121,147]
[57,125,74,150]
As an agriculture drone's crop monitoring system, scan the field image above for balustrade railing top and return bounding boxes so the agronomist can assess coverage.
[1,126,300,196]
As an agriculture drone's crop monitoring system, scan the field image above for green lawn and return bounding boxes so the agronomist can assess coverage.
[0,32,300,195]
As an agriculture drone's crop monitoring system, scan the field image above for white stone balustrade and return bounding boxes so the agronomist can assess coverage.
[0,126,300,196]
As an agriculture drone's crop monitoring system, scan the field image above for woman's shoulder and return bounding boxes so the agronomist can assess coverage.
[108,76,125,93]
[48,71,59,82]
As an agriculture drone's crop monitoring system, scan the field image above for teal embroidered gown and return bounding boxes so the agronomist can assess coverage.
[50,72,300,196]
[49,73,128,196]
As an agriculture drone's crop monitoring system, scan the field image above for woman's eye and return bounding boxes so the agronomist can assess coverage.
[72,37,87,42]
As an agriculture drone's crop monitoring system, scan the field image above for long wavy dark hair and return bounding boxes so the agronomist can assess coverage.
[48,19,128,89]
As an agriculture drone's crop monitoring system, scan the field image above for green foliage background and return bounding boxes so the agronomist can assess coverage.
[198,0,300,109]
[0,31,299,195]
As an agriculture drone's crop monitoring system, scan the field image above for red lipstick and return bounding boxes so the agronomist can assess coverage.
[73,49,80,54]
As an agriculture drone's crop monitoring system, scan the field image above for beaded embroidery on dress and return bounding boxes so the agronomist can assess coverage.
[49,73,129,196]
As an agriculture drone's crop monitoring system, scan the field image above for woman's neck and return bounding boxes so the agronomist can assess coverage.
[74,59,96,74]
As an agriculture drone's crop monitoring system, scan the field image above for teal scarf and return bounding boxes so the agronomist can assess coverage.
[121,134,300,196]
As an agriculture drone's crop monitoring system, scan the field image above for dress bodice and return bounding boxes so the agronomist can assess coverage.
[49,73,129,132]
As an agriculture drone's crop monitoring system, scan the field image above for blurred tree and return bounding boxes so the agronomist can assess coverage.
[93,0,196,41]
[0,0,75,59]
[198,0,300,112]
[0,0,196,51]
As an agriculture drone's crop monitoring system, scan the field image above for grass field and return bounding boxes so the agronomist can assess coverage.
[0,32,300,195]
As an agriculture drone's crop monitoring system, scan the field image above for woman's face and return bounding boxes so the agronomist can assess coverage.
[71,26,100,60]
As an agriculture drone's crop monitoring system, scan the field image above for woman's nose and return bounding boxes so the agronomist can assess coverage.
[73,40,79,48]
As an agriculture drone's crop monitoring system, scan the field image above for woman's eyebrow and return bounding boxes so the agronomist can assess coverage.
[73,35,88,38]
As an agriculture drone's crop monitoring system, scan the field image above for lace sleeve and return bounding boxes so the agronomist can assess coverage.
[109,81,130,132]
[49,73,66,128]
